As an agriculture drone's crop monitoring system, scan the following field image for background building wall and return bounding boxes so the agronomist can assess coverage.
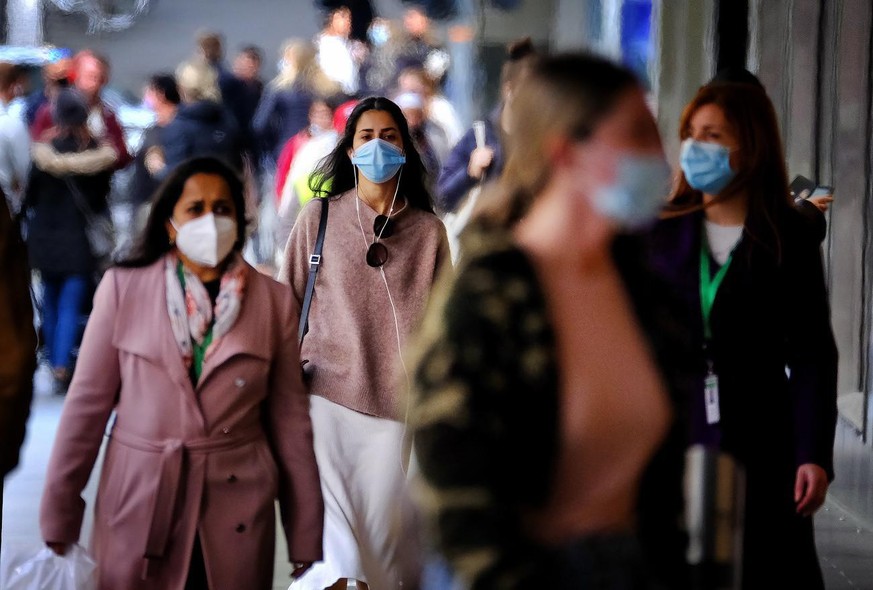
[749,0,873,526]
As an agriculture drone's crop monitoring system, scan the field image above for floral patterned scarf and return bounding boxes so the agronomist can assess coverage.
[164,252,247,370]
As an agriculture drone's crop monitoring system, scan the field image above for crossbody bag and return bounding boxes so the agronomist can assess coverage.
[298,197,329,345]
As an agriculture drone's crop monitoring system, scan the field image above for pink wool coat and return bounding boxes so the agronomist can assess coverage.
[39,257,323,590]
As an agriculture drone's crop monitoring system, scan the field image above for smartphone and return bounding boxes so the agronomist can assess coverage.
[472,120,487,150]
[790,175,817,200]
[810,185,834,198]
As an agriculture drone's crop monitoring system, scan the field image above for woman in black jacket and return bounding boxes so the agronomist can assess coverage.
[24,88,116,391]
[647,81,838,589]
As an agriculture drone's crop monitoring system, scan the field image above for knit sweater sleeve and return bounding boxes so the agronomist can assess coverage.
[410,247,559,589]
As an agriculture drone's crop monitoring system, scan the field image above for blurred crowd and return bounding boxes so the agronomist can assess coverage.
[3,4,473,393]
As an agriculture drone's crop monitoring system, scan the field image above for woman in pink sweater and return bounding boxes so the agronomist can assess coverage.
[280,96,449,590]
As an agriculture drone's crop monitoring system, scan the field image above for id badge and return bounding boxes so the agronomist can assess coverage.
[704,372,721,425]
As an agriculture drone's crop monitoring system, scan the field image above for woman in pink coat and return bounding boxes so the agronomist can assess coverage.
[39,156,324,590]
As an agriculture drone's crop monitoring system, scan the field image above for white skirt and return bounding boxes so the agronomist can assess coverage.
[290,395,422,590]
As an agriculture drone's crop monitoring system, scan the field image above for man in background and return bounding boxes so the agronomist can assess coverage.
[132,74,180,232]
[31,49,132,169]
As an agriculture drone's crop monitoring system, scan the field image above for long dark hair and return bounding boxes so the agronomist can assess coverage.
[119,157,247,268]
[666,82,794,259]
[309,96,434,213]
[472,53,637,230]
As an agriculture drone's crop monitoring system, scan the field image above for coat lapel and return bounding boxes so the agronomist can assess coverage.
[196,265,273,389]
[112,258,204,428]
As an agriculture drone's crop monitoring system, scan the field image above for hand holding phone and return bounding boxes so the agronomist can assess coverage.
[791,174,835,213]
[790,175,817,201]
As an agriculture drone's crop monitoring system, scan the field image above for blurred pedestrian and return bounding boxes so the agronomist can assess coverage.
[316,6,364,96]
[253,39,340,164]
[131,73,180,230]
[394,90,450,181]
[273,99,339,265]
[25,56,71,127]
[274,98,336,210]
[394,5,450,88]
[280,96,449,590]
[0,195,36,478]
[437,37,536,214]
[39,156,323,590]
[31,49,132,169]
[647,80,838,589]
[409,52,690,590]
[437,37,536,262]
[229,45,265,164]
[156,60,242,176]
[0,63,31,214]
[195,30,238,108]
[396,66,463,148]
[23,89,117,393]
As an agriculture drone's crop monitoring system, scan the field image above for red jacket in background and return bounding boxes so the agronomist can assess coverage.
[31,101,133,170]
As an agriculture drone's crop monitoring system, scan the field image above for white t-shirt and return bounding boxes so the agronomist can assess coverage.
[704,219,744,265]
[316,34,358,95]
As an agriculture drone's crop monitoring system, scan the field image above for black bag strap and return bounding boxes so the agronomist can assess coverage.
[299,197,329,345]
[64,177,104,226]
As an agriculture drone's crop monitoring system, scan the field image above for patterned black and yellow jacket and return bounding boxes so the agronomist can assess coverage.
[409,227,693,589]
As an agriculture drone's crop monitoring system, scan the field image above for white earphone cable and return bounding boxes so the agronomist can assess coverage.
[353,165,412,475]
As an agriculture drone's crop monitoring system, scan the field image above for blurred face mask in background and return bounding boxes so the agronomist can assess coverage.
[172,213,237,268]
[680,138,736,195]
[591,153,672,230]
[368,22,390,47]
[351,138,406,184]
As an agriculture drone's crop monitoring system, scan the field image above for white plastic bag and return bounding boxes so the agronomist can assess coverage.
[2,544,96,590]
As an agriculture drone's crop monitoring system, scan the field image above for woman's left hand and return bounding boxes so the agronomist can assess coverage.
[291,561,313,578]
[794,463,829,516]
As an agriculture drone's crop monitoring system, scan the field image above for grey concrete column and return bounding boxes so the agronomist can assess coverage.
[7,0,43,46]
[551,0,591,51]
[651,0,717,162]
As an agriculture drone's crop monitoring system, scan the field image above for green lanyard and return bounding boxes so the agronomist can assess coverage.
[699,237,733,341]
[176,263,214,381]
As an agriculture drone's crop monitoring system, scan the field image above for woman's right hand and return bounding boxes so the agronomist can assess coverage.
[468,146,494,180]
[46,542,68,556]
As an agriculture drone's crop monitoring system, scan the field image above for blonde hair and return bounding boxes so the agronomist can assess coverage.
[175,59,221,102]
[270,38,339,97]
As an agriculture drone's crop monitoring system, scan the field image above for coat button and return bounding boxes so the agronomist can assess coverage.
[235,523,246,533]
[234,378,246,388]
[227,474,237,483]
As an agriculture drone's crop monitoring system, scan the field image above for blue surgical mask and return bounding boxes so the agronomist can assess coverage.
[368,23,390,47]
[351,138,406,184]
[680,138,736,195]
[592,153,672,229]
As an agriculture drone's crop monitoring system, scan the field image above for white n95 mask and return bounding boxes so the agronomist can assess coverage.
[172,213,237,268]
